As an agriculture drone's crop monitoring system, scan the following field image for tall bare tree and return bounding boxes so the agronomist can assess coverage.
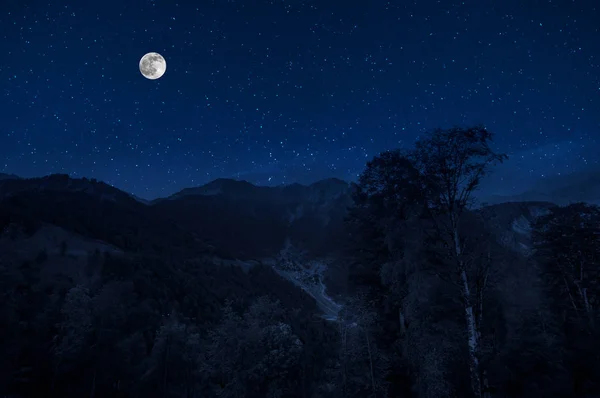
[411,125,507,397]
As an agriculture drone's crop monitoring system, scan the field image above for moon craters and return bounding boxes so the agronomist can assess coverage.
[139,52,166,80]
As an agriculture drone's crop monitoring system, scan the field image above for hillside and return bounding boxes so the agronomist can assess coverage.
[0,174,340,397]
[153,177,352,259]
[0,173,563,317]
[1,172,598,397]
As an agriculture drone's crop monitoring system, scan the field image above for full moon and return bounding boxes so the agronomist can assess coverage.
[139,52,166,80]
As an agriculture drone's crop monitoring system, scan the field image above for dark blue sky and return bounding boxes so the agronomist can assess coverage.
[2,0,598,199]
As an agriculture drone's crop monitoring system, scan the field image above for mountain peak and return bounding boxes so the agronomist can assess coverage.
[168,178,263,200]
[167,177,350,201]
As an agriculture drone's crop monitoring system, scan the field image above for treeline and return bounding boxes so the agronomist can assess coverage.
[339,126,600,397]
[0,247,339,397]
[0,125,599,397]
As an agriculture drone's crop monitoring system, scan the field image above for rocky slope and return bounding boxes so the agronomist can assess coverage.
[477,201,555,255]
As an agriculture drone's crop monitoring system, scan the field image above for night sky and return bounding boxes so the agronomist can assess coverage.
[2,0,599,199]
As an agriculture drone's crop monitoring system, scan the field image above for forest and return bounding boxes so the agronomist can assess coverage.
[0,125,599,397]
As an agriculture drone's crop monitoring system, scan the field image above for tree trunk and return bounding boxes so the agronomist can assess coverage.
[476,256,488,343]
[482,370,491,398]
[365,330,377,398]
[399,308,407,336]
[89,369,96,398]
[576,283,594,329]
[461,270,482,398]
[163,336,170,394]
[564,276,579,312]
[477,288,483,342]
[342,324,348,397]
[453,223,482,398]
[582,287,591,313]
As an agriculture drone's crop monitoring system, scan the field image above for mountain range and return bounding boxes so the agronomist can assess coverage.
[0,169,597,320]
[481,168,600,206]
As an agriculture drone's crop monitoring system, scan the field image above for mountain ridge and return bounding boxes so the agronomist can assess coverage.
[481,168,600,206]
[3,167,598,205]
[0,171,578,321]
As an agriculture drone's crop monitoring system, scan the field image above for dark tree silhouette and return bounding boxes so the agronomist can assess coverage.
[410,125,507,398]
[534,202,600,325]
[349,125,507,397]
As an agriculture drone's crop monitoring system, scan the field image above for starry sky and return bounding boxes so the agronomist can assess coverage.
[1,0,599,199]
